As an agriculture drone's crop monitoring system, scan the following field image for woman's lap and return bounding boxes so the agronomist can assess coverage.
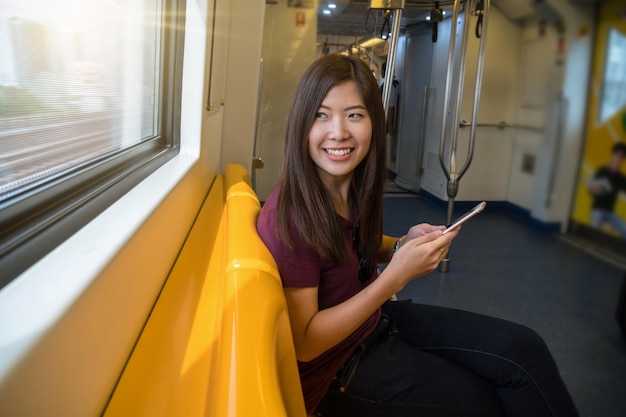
[317,329,505,417]
[316,300,579,417]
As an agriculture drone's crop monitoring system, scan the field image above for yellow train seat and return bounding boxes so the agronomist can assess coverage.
[102,164,306,417]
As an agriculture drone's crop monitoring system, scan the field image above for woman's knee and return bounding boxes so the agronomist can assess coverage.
[497,322,559,378]
[507,323,549,356]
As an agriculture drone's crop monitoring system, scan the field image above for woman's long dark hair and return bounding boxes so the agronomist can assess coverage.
[276,54,386,271]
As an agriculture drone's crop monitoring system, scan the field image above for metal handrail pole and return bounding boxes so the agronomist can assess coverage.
[438,0,490,272]
[458,0,490,180]
[439,0,491,188]
[438,0,462,184]
[252,57,265,191]
[459,120,544,131]
[449,0,473,174]
[437,0,462,273]
[372,1,405,116]
[382,9,404,116]
[416,86,430,176]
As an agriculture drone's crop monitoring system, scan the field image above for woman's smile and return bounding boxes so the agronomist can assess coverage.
[324,147,355,158]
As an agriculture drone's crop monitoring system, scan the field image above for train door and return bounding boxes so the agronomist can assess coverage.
[253,0,317,201]
[394,24,434,192]
[569,0,626,263]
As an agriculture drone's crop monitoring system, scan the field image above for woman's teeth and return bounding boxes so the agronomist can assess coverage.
[325,148,352,156]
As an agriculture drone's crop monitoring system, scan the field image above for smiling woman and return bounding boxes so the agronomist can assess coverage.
[256,53,580,417]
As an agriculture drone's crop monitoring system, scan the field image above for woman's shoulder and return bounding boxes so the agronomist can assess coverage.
[257,184,282,239]
[258,184,280,218]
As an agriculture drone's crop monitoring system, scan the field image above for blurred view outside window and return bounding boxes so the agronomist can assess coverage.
[0,0,162,201]
[599,27,626,122]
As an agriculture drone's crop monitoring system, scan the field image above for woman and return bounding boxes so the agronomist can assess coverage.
[257,54,579,417]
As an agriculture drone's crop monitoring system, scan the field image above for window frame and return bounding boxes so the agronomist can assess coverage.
[0,0,186,289]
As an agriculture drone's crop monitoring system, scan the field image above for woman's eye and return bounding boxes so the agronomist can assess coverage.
[348,113,363,119]
[316,112,327,119]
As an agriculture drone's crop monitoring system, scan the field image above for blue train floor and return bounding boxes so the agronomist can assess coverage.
[382,192,626,417]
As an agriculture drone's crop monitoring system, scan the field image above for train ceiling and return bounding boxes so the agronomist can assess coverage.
[316,0,605,38]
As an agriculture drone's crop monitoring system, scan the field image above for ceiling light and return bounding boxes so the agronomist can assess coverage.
[323,9,331,15]
[328,3,337,9]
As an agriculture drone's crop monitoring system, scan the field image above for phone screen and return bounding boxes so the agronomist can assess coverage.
[442,201,486,234]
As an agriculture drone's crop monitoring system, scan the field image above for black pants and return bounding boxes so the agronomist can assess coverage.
[316,300,579,417]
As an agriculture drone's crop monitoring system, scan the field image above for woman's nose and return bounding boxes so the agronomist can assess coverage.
[329,118,349,140]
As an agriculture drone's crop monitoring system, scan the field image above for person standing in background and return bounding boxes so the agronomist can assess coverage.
[587,142,626,238]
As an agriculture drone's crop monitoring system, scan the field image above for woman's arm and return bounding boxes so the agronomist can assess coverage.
[285,228,458,362]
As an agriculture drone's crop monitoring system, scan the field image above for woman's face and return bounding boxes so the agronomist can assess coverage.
[307,81,372,188]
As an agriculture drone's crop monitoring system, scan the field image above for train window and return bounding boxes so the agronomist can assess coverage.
[599,27,626,122]
[0,0,185,288]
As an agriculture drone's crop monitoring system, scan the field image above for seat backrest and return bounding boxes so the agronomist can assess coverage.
[102,164,306,417]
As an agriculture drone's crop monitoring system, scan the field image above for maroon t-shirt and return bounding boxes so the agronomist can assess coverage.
[257,185,380,412]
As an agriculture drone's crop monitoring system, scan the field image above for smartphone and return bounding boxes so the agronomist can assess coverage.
[442,201,486,234]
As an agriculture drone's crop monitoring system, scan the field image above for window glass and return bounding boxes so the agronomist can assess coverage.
[599,28,626,122]
[0,0,162,200]
[0,0,181,288]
